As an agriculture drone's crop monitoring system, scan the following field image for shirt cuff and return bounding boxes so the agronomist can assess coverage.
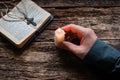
[83,39,120,73]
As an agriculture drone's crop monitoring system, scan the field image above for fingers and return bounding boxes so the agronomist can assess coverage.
[62,24,85,33]
[59,41,85,59]
[60,41,79,54]
[61,24,86,39]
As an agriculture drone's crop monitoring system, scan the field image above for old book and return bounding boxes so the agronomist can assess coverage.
[0,0,53,49]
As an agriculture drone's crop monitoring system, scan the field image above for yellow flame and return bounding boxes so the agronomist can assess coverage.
[57,28,62,33]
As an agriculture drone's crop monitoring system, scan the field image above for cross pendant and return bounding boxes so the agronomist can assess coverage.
[25,17,37,26]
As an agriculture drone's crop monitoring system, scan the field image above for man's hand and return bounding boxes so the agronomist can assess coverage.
[57,24,97,60]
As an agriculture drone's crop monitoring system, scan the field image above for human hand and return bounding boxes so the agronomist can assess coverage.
[57,24,97,60]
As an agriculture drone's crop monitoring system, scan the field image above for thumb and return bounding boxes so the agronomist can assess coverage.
[61,41,80,54]
[59,41,86,59]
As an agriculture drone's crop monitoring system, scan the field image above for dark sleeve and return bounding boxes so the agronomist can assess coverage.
[83,39,120,74]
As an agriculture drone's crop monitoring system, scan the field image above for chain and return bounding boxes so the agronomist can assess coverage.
[0,0,37,26]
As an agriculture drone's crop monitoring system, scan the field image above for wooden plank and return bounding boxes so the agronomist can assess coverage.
[0,0,120,80]
[35,0,120,7]
[0,0,120,9]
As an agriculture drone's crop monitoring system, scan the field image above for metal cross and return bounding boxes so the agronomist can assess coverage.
[25,17,37,26]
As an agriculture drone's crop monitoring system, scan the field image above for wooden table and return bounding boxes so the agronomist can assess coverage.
[0,0,120,80]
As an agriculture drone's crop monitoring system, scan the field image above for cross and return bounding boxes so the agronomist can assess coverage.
[25,17,37,26]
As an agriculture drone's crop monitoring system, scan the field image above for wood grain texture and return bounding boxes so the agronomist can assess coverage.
[35,0,120,7]
[0,0,120,80]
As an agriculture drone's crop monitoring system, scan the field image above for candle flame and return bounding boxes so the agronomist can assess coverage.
[57,28,62,33]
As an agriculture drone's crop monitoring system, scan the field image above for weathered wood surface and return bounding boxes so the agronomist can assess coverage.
[0,0,120,80]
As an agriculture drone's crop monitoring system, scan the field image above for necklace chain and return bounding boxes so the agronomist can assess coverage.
[1,0,37,26]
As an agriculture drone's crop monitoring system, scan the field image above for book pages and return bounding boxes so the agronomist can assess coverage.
[0,12,35,45]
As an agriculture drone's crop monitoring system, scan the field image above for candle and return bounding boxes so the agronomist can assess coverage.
[54,28,65,45]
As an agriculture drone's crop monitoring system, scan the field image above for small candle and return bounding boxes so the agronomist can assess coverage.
[54,28,65,45]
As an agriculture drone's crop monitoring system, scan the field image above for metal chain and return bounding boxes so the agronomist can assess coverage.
[0,0,37,26]
[0,1,27,22]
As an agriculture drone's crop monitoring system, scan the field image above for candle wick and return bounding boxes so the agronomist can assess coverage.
[58,30,61,33]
